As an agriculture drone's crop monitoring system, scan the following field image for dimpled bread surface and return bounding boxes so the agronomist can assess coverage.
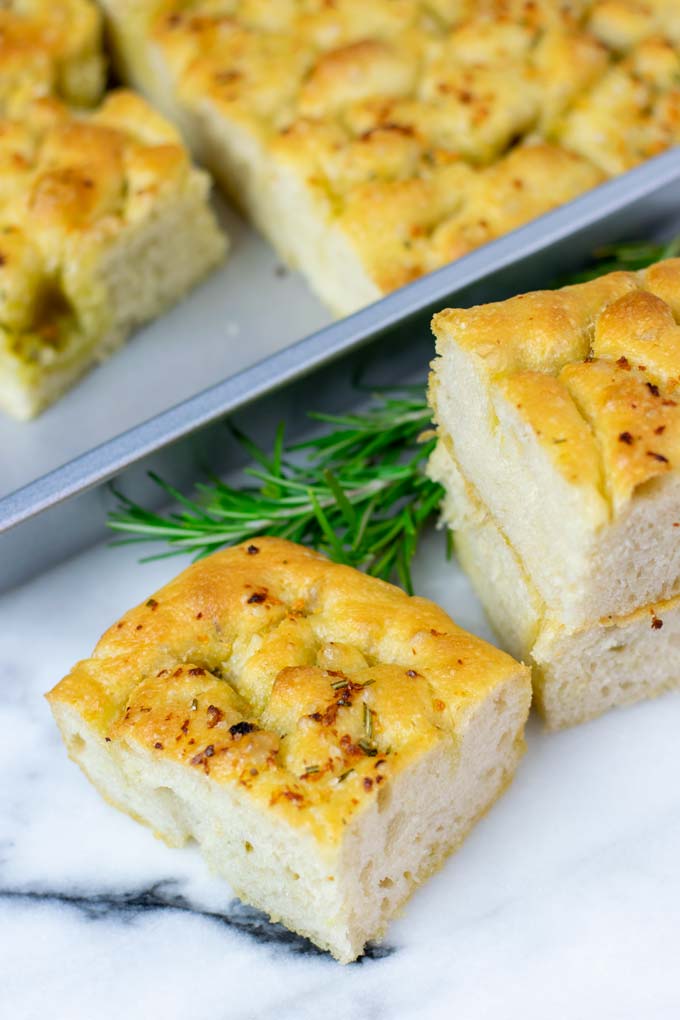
[0,89,226,419]
[0,0,105,114]
[99,0,679,312]
[47,537,531,961]
[429,259,680,629]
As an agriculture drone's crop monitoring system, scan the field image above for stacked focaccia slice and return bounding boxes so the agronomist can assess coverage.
[428,258,680,728]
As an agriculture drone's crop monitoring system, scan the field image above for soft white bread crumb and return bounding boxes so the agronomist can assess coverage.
[47,538,530,961]
[429,440,680,730]
[429,261,680,628]
[0,90,226,420]
[51,677,525,961]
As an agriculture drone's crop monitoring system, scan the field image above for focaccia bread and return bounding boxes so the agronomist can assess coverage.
[0,90,226,419]
[47,537,531,962]
[0,0,105,114]
[95,0,680,313]
[429,440,680,729]
[429,258,680,629]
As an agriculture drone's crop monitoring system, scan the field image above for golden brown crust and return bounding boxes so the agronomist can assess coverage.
[47,537,528,844]
[105,0,678,297]
[432,258,680,512]
[0,0,105,114]
[497,372,603,491]
[0,89,186,236]
[0,90,203,390]
[559,34,680,174]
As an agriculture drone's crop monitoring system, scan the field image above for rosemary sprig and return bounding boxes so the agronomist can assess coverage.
[109,236,676,591]
[554,234,680,284]
[363,702,374,741]
[109,389,441,594]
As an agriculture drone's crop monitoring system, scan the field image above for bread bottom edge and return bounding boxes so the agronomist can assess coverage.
[48,669,529,962]
[0,178,226,420]
[428,439,680,730]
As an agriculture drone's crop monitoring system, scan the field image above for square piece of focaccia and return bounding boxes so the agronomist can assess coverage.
[98,0,680,314]
[47,537,531,962]
[0,90,226,419]
[429,259,680,631]
[0,0,105,115]
[429,440,680,730]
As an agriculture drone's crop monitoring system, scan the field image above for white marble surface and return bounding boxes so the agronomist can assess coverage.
[1,529,679,1020]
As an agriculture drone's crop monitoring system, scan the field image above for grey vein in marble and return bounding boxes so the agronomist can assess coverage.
[0,880,393,959]
[1,530,679,1020]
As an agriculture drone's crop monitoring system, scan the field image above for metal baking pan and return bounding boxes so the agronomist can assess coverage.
[0,198,330,505]
[2,149,680,592]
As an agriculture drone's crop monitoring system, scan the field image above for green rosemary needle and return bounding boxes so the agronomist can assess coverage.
[109,235,677,592]
[109,389,442,594]
[553,234,680,284]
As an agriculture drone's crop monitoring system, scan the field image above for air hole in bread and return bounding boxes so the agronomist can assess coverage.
[387,811,406,845]
[360,860,374,896]
[377,782,392,814]
[153,785,185,818]
[496,729,513,753]
[68,733,86,755]
[47,537,531,961]
[494,691,507,712]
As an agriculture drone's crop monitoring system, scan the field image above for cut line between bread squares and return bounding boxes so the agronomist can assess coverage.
[47,537,531,962]
[430,440,680,729]
[99,0,679,314]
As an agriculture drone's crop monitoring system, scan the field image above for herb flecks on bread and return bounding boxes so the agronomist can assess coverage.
[428,257,680,727]
[0,89,226,419]
[47,537,530,961]
[100,0,680,313]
